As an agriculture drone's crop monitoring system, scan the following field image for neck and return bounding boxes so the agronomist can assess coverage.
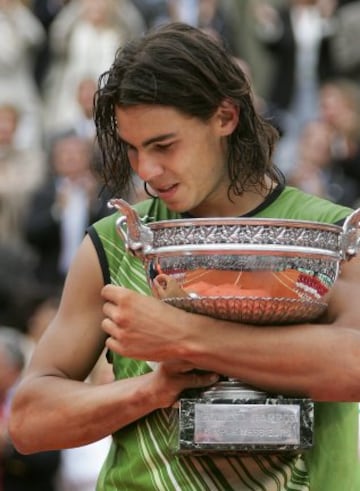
[189,178,276,218]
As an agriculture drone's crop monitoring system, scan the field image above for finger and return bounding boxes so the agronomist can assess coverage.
[153,278,167,299]
[101,317,121,339]
[102,299,124,321]
[101,284,119,301]
[187,372,220,389]
[162,360,195,373]
[105,335,124,355]
[105,335,157,361]
[101,284,130,303]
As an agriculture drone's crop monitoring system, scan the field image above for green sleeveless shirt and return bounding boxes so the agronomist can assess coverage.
[89,186,360,490]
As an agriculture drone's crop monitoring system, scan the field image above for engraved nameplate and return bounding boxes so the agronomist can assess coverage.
[194,404,300,445]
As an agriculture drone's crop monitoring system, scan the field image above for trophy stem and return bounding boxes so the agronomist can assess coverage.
[200,378,266,401]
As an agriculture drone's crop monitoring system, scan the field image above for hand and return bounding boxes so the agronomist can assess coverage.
[153,274,189,299]
[101,284,191,361]
[149,360,220,408]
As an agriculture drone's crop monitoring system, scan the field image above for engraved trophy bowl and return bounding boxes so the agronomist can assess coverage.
[109,198,360,454]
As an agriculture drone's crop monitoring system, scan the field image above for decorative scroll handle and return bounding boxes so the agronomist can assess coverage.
[107,198,360,262]
[341,208,360,260]
[108,198,153,257]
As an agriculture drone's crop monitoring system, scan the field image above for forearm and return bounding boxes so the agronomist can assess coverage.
[182,313,360,400]
[102,283,360,402]
[9,372,162,454]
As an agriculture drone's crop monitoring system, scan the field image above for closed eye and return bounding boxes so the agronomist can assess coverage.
[154,142,173,152]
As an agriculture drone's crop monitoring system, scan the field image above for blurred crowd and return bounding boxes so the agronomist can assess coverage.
[1,0,360,489]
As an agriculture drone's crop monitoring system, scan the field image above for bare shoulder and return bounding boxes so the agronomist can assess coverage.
[25,235,108,381]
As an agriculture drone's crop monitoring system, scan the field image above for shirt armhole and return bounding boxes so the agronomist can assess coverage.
[87,225,111,285]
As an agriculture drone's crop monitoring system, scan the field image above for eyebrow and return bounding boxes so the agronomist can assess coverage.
[121,133,177,148]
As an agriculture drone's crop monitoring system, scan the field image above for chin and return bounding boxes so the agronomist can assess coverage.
[161,198,191,214]
[168,204,189,214]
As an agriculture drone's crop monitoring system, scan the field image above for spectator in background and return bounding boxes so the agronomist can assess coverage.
[287,118,358,205]
[232,55,284,136]
[0,242,48,333]
[0,327,61,491]
[287,119,334,198]
[0,327,27,490]
[0,103,46,251]
[167,0,200,25]
[29,0,69,95]
[329,0,360,84]
[131,0,170,29]
[0,102,48,331]
[26,294,61,347]
[209,0,286,101]
[24,133,112,291]
[168,0,239,53]
[253,0,339,174]
[42,0,145,135]
[319,78,360,207]
[71,76,97,141]
[0,0,46,149]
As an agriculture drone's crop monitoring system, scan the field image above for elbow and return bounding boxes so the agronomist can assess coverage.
[8,402,36,455]
[8,392,42,455]
[8,432,30,456]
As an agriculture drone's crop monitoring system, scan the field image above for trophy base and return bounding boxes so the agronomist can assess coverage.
[172,383,314,455]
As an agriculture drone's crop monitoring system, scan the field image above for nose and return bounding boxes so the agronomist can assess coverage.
[133,151,163,182]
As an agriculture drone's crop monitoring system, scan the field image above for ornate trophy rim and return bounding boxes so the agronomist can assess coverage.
[163,295,327,324]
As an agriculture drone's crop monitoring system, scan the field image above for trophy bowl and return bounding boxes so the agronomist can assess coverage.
[109,199,360,454]
[109,199,360,325]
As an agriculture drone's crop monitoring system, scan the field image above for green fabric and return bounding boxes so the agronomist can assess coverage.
[91,186,360,490]
[305,403,360,491]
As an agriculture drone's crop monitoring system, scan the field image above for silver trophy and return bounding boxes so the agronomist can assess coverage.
[109,198,360,455]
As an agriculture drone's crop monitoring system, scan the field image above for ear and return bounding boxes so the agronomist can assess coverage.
[215,99,239,136]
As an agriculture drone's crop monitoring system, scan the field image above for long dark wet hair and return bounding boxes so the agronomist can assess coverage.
[94,22,283,199]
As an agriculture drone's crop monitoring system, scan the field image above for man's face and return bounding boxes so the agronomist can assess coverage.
[115,104,235,217]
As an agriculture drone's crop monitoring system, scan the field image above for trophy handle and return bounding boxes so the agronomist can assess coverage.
[108,198,154,257]
[341,208,360,260]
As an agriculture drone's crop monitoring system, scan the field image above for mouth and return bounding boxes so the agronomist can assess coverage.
[152,183,179,199]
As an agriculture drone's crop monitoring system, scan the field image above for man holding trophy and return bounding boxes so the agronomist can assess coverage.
[9,23,360,491]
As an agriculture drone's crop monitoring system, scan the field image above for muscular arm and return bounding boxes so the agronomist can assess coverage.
[9,236,216,454]
[101,255,360,402]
